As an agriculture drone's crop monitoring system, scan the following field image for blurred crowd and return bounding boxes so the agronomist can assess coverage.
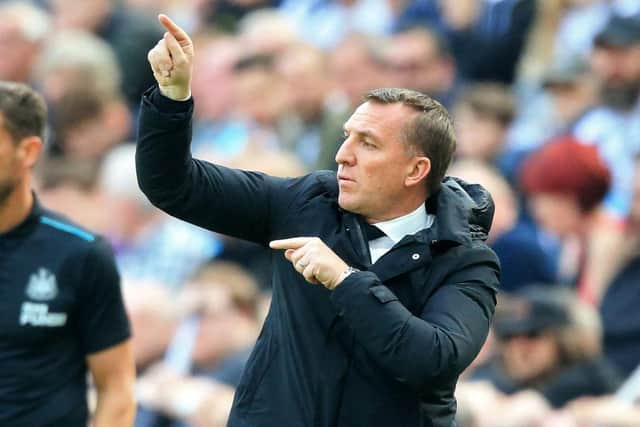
[2,0,640,426]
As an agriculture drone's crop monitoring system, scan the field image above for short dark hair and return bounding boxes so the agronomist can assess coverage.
[0,81,47,144]
[365,87,456,194]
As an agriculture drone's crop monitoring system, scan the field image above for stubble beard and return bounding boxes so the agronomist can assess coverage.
[600,80,640,111]
[0,177,17,209]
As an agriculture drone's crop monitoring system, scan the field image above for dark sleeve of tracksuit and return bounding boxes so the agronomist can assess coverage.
[136,87,498,388]
[135,87,296,246]
[77,237,131,354]
[331,246,499,388]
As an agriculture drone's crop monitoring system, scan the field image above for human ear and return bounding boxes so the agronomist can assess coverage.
[17,137,43,169]
[405,156,430,187]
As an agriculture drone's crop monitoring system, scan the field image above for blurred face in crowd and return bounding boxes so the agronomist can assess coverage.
[234,67,288,126]
[277,46,329,122]
[385,31,453,96]
[454,106,506,162]
[330,37,385,106]
[546,78,598,125]
[529,193,583,238]
[591,44,640,110]
[192,39,238,120]
[51,0,111,31]
[186,283,257,367]
[336,101,427,221]
[501,331,560,382]
[0,20,40,82]
[448,160,517,242]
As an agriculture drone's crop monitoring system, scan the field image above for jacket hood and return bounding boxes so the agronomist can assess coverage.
[426,176,495,246]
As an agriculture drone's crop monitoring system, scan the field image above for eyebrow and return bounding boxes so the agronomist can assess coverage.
[343,126,380,142]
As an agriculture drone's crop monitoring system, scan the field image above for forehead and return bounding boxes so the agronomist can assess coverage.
[344,101,416,136]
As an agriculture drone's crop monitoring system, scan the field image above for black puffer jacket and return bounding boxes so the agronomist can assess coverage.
[136,87,501,427]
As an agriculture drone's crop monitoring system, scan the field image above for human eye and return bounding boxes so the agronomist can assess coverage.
[362,139,377,148]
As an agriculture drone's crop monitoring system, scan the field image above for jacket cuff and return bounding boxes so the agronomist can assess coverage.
[331,271,399,315]
[144,86,193,114]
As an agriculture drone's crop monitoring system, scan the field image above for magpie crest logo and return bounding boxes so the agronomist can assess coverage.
[26,268,58,301]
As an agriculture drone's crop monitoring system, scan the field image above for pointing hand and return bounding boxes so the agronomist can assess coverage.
[269,237,351,290]
[147,14,194,100]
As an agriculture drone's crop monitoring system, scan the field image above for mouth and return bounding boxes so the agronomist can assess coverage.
[337,174,354,183]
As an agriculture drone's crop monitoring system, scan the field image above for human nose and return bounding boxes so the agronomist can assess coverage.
[335,136,355,166]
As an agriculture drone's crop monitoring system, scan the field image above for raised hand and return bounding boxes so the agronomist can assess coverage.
[147,14,194,100]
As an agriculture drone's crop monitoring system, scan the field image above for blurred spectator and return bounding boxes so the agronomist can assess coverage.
[507,56,599,183]
[206,0,283,32]
[232,54,288,131]
[0,1,50,83]
[280,0,394,49]
[449,160,558,293]
[49,0,163,107]
[35,156,108,233]
[571,14,640,220]
[276,43,335,168]
[135,261,262,427]
[453,83,516,177]
[437,0,536,84]
[328,33,387,109]
[468,286,620,411]
[551,395,640,427]
[237,8,299,55]
[383,26,459,108]
[520,136,610,289]
[317,33,389,170]
[542,57,598,130]
[125,283,181,369]
[600,157,640,377]
[50,88,131,161]
[591,14,640,112]
[188,34,250,161]
[99,145,221,289]
[33,29,121,103]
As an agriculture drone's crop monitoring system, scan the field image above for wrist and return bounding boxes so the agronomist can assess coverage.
[333,266,359,289]
[159,85,191,101]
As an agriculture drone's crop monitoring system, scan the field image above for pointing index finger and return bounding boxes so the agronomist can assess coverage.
[269,237,314,250]
[158,14,191,45]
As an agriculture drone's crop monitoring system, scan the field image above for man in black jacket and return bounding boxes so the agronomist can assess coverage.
[138,15,500,427]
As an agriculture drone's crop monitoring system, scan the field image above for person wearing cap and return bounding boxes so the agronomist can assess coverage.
[137,14,501,427]
[591,14,640,111]
[468,286,620,409]
[541,57,598,134]
[0,81,135,426]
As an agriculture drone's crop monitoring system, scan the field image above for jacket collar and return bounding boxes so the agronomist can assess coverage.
[317,172,494,248]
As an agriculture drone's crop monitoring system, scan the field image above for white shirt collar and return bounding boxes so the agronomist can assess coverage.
[370,202,434,244]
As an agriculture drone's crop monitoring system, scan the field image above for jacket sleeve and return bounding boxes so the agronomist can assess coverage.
[330,245,499,389]
[135,87,292,245]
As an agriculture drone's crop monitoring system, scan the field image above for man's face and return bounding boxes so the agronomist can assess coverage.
[591,44,640,109]
[0,116,20,206]
[502,331,559,382]
[336,101,420,221]
[385,33,449,96]
[0,20,38,82]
